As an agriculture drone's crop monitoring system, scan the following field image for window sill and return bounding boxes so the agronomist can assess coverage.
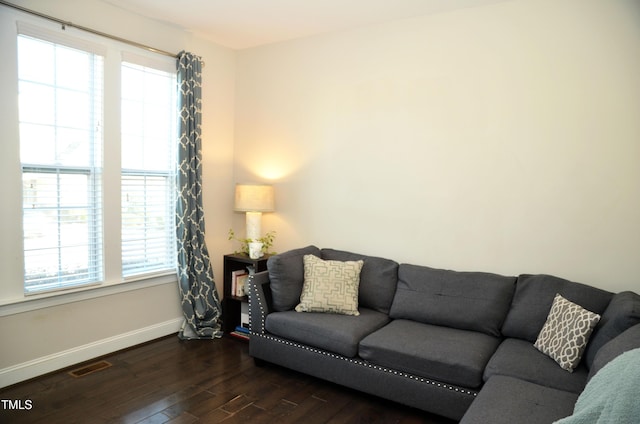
[0,271,178,317]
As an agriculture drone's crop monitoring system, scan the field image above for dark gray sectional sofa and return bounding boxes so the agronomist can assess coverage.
[247,246,640,422]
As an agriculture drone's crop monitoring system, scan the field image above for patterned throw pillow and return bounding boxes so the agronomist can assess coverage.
[534,294,601,372]
[295,254,364,316]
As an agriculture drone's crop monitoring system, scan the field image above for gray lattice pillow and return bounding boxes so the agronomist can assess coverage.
[534,294,601,372]
[295,255,363,316]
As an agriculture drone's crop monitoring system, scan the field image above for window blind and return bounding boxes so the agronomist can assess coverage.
[18,33,104,293]
[121,60,177,277]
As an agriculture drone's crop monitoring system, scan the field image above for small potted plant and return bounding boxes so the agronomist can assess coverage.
[228,229,276,257]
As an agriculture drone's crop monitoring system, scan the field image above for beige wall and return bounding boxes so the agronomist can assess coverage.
[234,0,640,292]
[0,0,236,386]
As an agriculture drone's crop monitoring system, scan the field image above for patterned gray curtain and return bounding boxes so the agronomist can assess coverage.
[176,51,223,340]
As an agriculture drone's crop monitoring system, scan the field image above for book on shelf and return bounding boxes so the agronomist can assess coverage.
[230,269,247,297]
[235,325,250,334]
[235,273,249,297]
[229,330,249,341]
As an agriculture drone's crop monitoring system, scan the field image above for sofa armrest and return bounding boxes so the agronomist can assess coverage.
[248,270,272,335]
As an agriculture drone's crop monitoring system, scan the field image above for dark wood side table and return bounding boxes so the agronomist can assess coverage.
[222,253,270,338]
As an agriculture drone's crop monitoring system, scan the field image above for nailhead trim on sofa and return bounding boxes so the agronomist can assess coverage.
[251,332,478,396]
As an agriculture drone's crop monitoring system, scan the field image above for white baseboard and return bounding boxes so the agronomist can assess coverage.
[0,317,184,388]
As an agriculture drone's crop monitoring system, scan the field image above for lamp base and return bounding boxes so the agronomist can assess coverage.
[245,211,262,241]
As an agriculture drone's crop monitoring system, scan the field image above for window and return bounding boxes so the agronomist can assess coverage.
[16,23,177,295]
[18,31,104,293]
[121,59,177,277]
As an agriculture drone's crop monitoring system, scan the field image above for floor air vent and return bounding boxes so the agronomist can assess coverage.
[68,360,112,378]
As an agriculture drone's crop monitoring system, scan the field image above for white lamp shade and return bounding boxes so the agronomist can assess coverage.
[234,184,275,212]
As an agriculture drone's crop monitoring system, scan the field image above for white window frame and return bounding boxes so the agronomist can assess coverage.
[0,12,178,312]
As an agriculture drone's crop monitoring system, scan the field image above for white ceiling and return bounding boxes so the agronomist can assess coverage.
[102,0,513,50]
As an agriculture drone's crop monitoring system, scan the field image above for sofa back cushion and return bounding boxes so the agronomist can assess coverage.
[267,245,321,311]
[389,264,516,337]
[321,248,398,314]
[587,323,640,381]
[583,291,640,368]
[501,274,612,342]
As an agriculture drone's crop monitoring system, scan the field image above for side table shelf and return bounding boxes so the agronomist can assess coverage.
[222,253,270,340]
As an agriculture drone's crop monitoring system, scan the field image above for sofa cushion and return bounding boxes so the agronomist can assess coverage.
[295,255,363,316]
[484,338,588,394]
[501,274,612,342]
[267,245,321,311]
[534,294,601,372]
[389,264,516,337]
[588,323,640,381]
[265,307,389,358]
[459,375,578,424]
[584,291,640,368]
[321,248,399,314]
[359,319,501,388]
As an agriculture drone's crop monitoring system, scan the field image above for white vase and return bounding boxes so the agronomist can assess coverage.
[249,241,264,259]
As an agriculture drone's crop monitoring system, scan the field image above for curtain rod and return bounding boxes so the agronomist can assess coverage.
[0,0,178,59]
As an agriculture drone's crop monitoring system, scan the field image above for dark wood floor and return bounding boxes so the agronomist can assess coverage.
[0,335,457,424]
